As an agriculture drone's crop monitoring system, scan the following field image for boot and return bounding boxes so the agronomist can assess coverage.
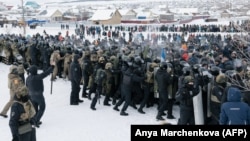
[0,113,8,118]
[104,102,111,106]
[112,98,116,105]
[113,106,119,111]
[156,115,165,121]
[104,96,111,106]
[138,108,145,114]
[120,111,128,116]
[130,102,137,109]
[156,112,165,121]
[167,114,175,119]
[90,106,96,110]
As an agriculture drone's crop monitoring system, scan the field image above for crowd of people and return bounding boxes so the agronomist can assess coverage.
[0,21,250,140]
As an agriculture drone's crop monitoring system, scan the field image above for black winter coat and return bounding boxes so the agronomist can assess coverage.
[26,66,53,93]
[70,56,82,84]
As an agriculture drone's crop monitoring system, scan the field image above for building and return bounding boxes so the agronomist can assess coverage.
[88,9,122,25]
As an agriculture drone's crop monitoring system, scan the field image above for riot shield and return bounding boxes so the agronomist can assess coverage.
[154,67,159,98]
[193,86,204,125]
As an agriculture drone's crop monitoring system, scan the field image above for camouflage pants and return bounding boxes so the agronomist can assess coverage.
[0,89,14,115]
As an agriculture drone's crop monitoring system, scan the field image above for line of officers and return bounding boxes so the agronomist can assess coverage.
[1,34,249,124]
[49,44,250,124]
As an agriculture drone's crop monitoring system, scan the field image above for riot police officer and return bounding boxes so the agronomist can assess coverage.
[155,62,171,120]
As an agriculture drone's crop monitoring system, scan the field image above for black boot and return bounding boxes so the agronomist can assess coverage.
[112,98,116,105]
[156,112,165,121]
[167,114,175,119]
[113,106,119,111]
[82,91,88,98]
[0,113,8,118]
[156,115,165,121]
[120,111,128,116]
[104,96,111,106]
[130,103,137,109]
[138,108,145,114]
[90,106,96,110]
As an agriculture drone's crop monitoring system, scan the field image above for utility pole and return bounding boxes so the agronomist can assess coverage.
[21,0,26,36]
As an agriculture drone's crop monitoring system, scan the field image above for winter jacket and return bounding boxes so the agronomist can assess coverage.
[26,65,53,93]
[70,55,82,85]
[220,87,250,125]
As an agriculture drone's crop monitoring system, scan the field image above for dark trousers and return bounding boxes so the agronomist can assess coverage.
[30,93,45,123]
[121,90,132,112]
[19,128,36,141]
[70,81,80,104]
[139,83,153,110]
[157,91,168,116]
[91,86,101,108]
[82,73,89,96]
[178,107,195,125]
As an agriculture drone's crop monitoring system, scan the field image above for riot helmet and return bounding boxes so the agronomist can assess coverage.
[159,62,168,70]
[182,66,192,76]
[210,66,221,76]
[192,64,200,74]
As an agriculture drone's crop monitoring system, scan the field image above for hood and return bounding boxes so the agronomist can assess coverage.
[227,87,242,102]
[29,65,38,75]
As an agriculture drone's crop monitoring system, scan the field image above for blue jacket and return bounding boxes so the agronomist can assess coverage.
[220,87,250,125]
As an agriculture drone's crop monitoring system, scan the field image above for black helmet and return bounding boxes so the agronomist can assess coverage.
[182,66,192,76]
[192,64,200,73]
[159,62,168,70]
[210,66,220,76]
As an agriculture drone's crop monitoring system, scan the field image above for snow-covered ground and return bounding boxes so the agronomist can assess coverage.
[0,63,179,141]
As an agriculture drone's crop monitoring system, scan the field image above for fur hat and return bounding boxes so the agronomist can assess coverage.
[216,74,227,84]
[184,76,194,84]
[15,85,28,99]
[9,66,18,74]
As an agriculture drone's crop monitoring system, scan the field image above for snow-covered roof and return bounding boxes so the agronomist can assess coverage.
[88,9,119,21]
[119,9,130,16]
[37,9,62,17]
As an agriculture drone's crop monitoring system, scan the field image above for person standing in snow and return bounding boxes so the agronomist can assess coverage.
[0,66,24,118]
[9,85,37,141]
[25,62,55,127]
[69,54,83,105]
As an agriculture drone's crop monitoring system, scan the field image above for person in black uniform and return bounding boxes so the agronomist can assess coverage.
[176,66,200,125]
[70,54,83,105]
[81,50,92,98]
[26,62,55,128]
[113,57,145,116]
[155,62,171,121]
